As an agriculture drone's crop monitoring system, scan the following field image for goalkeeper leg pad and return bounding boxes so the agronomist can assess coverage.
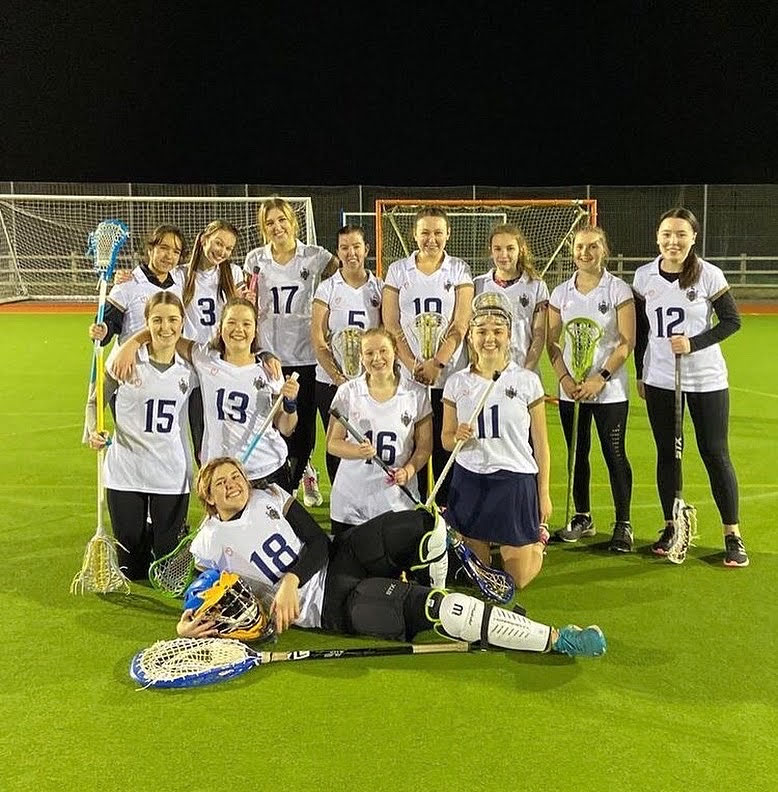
[414,511,448,588]
[427,591,551,653]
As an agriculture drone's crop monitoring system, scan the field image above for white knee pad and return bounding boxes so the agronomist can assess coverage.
[416,512,448,588]
[438,592,551,653]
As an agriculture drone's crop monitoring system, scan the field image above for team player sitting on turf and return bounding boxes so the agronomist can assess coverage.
[633,208,748,567]
[442,294,551,590]
[326,327,432,537]
[176,456,607,658]
[547,225,636,552]
[110,298,293,490]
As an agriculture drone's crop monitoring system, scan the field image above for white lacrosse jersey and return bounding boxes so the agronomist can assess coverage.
[190,486,328,629]
[383,252,473,389]
[312,270,384,385]
[106,266,185,344]
[183,264,245,344]
[443,363,544,475]
[473,270,550,367]
[102,344,195,494]
[632,256,730,392]
[190,344,288,480]
[548,270,634,404]
[329,374,431,524]
[243,241,333,365]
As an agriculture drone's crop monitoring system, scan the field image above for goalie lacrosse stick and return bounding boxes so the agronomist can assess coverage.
[131,636,471,689]
[241,372,300,464]
[330,391,515,605]
[331,326,365,380]
[562,317,603,530]
[71,220,132,595]
[404,311,449,493]
[666,353,698,564]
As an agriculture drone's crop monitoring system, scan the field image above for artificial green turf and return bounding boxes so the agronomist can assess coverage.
[2,313,777,792]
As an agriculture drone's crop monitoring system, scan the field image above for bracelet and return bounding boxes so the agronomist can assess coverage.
[282,397,298,414]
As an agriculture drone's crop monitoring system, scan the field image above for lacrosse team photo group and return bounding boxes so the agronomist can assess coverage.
[2,189,775,792]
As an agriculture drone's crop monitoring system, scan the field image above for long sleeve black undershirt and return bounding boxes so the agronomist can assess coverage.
[633,288,741,379]
[283,499,331,586]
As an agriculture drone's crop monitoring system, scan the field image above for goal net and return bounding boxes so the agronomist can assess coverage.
[0,195,317,302]
[366,199,597,288]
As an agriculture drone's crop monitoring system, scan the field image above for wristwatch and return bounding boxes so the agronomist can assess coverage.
[599,368,612,382]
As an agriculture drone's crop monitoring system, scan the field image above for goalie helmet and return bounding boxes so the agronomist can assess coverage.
[470,292,512,331]
[183,569,222,611]
[192,571,275,643]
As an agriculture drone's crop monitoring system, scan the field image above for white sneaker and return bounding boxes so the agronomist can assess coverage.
[302,464,323,507]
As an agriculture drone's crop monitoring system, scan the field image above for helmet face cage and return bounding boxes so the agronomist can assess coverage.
[470,292,513,333]
[194,572,275,643]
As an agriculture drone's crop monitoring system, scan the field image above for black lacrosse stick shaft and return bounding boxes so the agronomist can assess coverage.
[674,352,683,499]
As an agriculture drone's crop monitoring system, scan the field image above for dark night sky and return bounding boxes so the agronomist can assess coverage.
[1,2,776,185]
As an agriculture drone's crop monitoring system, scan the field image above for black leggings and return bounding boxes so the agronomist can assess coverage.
[188,387,204,468]
[558,400,632,523]
[321,509,435,639]
[315,379,341,486]
[644,384,739,524]
[106,489,189,580]
[417,388,451,506]
[282,364,317,490]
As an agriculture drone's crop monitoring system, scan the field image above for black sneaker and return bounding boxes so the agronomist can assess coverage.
[724,534,749,567]
[556,513,595,543]
[651,524,675,556]
[609,522,633,553]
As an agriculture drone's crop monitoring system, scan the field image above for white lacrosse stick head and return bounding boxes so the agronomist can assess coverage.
[87,219,130,279]
[332,326,365,379]
[404,312,448,362]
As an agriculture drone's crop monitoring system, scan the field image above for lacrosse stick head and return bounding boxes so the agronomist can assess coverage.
[130,637,259,689]
[332,326,365,379]
[667,500,698,565]
[405,312,448,361]
[563,317,603,381]
[86,219,130,281]
[70,534,131,595]
[192,571,275,643]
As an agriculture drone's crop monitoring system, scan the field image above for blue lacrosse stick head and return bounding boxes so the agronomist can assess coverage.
[86,218,130,282]
[183,569,222,611]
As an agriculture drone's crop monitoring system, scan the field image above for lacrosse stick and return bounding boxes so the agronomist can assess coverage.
[666,353,698,564]
[404,312,449,493]
[562,317,603,530]
[331,326,365,380]
[330,392,515,605]
[148,522,201,597]
[131,636,471,689]
[72,221,132,596]
[241,372,300,464]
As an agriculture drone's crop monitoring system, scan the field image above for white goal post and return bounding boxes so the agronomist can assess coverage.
[359,198,597,288]
[0,195,318,302]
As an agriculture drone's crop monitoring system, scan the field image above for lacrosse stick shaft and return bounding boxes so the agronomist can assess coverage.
[260,641,471,665]
[425,371,501,509]
[674,352,683,498]
[564,400,580,528]
[241,372,299,463]
[329,407,420,506]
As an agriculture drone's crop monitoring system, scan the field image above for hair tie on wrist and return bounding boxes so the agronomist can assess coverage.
[282,397,298,413]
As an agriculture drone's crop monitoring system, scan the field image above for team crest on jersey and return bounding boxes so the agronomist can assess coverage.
[505,386,518,399]
[253,375,267,391]
[598,300,609,314]
[370,295,380,307]
[265,505,281,520]
[400,410,413,426]
[334,296,342,306]
[519,294,529,308]
[300,267,310,281]
[444,280,453,292]
[179,378,189,394]
[686,288,698,302]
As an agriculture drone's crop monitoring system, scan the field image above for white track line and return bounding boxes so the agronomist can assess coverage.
[729,386,778,400]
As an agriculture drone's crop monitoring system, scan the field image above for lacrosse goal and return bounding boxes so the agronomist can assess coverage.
[366,199,596,287]
[0,195,318,302]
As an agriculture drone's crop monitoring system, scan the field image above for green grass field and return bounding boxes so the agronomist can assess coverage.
[2,312,777,792]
